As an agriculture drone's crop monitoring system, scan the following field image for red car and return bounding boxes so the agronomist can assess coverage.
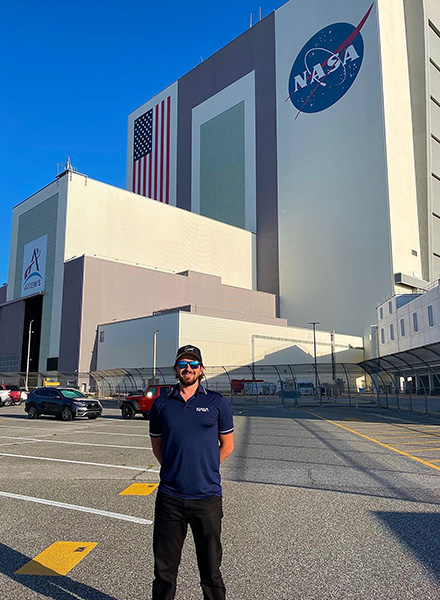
[120,384,172,419]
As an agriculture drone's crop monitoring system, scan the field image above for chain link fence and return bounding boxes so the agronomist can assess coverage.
[2,361,440,415]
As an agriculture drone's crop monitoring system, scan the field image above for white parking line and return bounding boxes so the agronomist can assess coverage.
[0,491,153,525]
[65,430,149,438]
[0,440,40,447]
[94,423,149,429]
[0,424,80,433]
[0,452,160,472]
[0,435,152,450]
[0,424,150,438]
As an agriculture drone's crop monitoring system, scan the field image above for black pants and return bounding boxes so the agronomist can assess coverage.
[152,490,225,600]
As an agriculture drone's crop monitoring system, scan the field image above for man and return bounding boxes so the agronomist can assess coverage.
[149,344,234,600]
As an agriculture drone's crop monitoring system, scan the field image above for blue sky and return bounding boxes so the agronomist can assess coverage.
[0,0,285,285]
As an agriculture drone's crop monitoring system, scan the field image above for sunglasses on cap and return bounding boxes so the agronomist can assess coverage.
[176,360,201,370]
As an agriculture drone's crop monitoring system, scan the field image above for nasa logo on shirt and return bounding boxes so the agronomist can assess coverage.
[288,3,373,116]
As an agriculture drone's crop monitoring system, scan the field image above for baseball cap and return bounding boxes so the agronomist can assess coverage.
[174,344,203,365]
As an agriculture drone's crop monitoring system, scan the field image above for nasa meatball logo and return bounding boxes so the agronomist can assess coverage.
[288,3,373,117]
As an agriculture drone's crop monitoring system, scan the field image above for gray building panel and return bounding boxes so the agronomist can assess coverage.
[177,14,279,296]
[200,102,245,228]
[405,1,431,281]
[13,193,59,371]
[58,257,85,373]
[0,299,25,372]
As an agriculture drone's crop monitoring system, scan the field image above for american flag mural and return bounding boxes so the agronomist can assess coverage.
[132,96,171,203]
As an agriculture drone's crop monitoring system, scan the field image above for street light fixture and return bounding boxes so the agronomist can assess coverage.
[25,320,34,391]
[308,321,320,401]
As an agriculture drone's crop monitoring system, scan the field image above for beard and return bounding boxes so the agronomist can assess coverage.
[176,370,202,387]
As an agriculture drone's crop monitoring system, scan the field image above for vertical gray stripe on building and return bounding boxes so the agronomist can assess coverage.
[177,14,279,298]
[200,102,245,228]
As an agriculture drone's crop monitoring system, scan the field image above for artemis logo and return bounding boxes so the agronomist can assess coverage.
[21,235,48,298]
[24,248,42,284]
[287,3,373,118]
[196,407,209,412]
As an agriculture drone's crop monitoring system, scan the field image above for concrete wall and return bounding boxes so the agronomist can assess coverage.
[96,310,364,370]
[378,0,422,280]
[97,313,180,371]
[404,0,430,282]
[404,0,440,282]
[65,173,256,291]
[60,255,281,373]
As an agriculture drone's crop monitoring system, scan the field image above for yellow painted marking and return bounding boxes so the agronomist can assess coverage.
[350,428,424,434]
[408,448,440,453]
[393,440,440,445]
[368,435,439,444]
[15,542,97,575]
[307,412,440,472]
[119,483,158,496]
[350,419,401,429]
[360,434,437,439]
[369,435,436,439]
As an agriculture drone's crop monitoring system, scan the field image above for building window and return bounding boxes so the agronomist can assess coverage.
[390,323,394,340]
[388,301,393,314]
[428,305,434,326]
[379,307,383,319]
[381,328,385,344]
[413,312,418,332]
[400,318,405,337]
[99,331,105,343]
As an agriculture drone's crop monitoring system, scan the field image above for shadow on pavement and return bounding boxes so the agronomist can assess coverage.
[0,543,116,600]
[228,407,440,505]
[374,512,440,585]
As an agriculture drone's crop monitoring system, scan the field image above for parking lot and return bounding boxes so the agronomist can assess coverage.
[0,402,440,599]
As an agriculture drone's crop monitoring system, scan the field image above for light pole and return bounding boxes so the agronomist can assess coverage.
[25,320,34,391]
[308,321,320,400]
[152,329,159,383]
[330,330,336,382]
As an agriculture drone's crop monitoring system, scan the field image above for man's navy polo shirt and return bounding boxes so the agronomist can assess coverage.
[149,384,234,499]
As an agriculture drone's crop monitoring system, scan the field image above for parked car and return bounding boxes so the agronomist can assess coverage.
[120,384,172,419]
[25,387,102,421]
[0,384,22,406]
[297,381,315,396]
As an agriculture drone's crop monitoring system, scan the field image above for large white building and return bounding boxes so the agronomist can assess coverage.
[1,0,439,378]
[128,0,440,342]
[0,171,363,376]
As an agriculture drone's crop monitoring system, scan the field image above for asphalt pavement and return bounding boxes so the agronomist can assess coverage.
[0,403,439,599]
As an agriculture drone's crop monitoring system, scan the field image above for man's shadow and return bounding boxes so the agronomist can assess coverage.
[0,543,117,600]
